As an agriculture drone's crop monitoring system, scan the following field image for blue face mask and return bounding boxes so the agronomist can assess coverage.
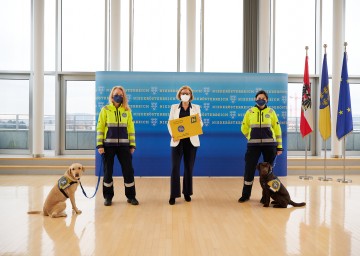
[113,95,123,104]
[256,99,266,107]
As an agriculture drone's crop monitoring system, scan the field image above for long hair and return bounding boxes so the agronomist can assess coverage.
[108,86,131,111]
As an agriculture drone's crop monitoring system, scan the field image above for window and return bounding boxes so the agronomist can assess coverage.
[62,0,105,71]
[64,80,96,151]
[0,79,30,152]
[133,0,177,71]
[0,0,31,71]
[275,0,316,74]
[204,0,243,72]
[345,0,360,76]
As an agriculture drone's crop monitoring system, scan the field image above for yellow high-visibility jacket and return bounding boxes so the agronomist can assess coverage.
[96,103,136,148]
[241,105,283,150]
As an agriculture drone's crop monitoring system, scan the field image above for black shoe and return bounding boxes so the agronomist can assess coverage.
[169,198,175,205]
[238,196,249,203]
[104,198,112,206]
[184,195,191,202]
[127,198,139,205]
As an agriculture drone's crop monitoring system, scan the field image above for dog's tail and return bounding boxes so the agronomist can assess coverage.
[289,201,306,207]
[27,210,42,214]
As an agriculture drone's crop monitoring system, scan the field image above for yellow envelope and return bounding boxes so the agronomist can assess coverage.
[169,114,203,140]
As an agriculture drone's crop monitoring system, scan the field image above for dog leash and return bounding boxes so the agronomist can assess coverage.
[79,154,103,199]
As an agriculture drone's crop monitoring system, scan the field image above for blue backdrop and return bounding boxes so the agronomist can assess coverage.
[95,72,288,176]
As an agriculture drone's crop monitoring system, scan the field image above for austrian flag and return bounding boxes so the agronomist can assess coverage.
[300,55,314,137]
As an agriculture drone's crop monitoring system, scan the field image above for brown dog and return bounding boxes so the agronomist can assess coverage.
[28,163,85,217]
[258,162,306,208]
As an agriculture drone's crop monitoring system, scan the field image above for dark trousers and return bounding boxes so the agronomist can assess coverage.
[170,138,198,198]
[103,146,136,200]
[241,145,277,198]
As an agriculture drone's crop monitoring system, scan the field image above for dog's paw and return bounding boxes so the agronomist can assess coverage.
[263,204,269,207]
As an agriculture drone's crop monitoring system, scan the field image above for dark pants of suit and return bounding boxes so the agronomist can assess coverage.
[170,138,198,198]
[103,146,136,200]
[241,145,277,198]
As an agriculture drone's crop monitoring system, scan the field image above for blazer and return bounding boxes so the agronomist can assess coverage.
[167,103,203,147]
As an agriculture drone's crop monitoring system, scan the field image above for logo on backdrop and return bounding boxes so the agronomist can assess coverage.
[203,87,210,95]
[151,118,158,126]
[98,86,105,94]
[151,87,158,95]
[230,111,236,119]
[151,102,158,111]
[203,118,210,127]
[230,95,237,103]
[203,103,210,111]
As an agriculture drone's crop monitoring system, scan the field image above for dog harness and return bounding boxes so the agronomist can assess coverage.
[58,176,77,198]
[267,178,281,192]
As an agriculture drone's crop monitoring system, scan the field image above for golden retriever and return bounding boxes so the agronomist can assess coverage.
[258,162,306,208]
[27,163,85,218]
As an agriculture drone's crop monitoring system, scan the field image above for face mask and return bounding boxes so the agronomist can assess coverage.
[113,95,123,104]
[256,99,266,107]
[180,94,190,102]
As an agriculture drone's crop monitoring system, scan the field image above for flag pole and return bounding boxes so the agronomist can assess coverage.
[318,139,332,181]
[319,44,332,182]
[337,137,352,183]
[299,135,313,180]
[299,46,313,180]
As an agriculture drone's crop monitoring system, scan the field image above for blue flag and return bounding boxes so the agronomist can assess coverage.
[336,52,353,139]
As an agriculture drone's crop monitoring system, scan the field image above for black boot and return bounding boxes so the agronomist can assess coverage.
[238,184,252,203]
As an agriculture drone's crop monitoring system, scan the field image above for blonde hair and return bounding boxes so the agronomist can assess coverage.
[176,85,194,101]
[108,86,131,111]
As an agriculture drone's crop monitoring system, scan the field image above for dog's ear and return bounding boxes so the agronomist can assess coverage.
[82,166,85,172]
[266,162,273,171]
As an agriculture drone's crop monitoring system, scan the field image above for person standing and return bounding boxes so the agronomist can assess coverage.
[167,85,203,205]
[96,85,139,206]
[239,90,283,203]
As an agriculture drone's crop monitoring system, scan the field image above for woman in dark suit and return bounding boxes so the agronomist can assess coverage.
[167,85,203,205]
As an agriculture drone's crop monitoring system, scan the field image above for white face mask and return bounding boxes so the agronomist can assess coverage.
[180,94,191,102]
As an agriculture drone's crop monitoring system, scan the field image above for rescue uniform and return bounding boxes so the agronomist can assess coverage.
[96,103,136,201]
[240,104,283,199]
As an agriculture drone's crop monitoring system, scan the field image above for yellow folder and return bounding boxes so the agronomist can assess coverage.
[169,114,203,140]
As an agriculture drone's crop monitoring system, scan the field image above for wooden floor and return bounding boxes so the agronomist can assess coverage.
[1,174,360,256]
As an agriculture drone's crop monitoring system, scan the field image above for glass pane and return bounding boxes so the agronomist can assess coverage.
[346,83,360,151]
[44,0,56,71]
[44,76,55,150]
[133,0,177,71]
[180,0,200,72]
[275,0,316,74]
[0,79,29,150]
[120,0,130,71]
[204,0,243,72]
[287,83,308,151]
[322,1,333,75]
[62,0,105,71]
[345,0,360,76]
[65,81,96,150]
[0,0,31,71]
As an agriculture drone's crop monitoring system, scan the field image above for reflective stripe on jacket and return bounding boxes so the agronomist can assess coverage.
[96,103,136,148]
[241,105,282,149]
